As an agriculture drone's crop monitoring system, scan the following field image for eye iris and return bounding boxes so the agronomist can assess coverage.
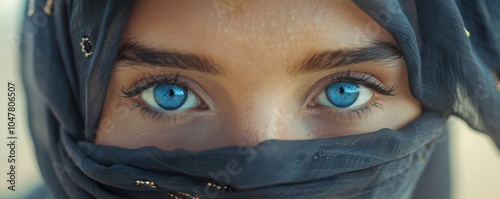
[325,82,360,108]
[153,83,188,110]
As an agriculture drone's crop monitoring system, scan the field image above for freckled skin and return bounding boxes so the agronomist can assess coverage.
[95,0,422,150]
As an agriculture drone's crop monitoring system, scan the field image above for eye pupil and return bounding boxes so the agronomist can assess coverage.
[153,83,188,110]
[325,82,360,108]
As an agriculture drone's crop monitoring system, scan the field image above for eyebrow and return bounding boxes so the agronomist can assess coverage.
[115,40,403,76]
[290,40,403,75]
[116,42,225,76]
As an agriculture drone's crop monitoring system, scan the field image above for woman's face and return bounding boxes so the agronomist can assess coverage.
[95,0,422,150]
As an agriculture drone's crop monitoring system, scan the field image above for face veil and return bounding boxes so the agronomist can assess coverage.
[20,0,500,199]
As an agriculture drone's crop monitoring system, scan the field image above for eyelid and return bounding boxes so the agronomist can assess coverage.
[301,71,396,108]
[120,73,216,110]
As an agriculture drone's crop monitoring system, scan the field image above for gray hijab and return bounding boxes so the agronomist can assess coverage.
[20,0,500,198]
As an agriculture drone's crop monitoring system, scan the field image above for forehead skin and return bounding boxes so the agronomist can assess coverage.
[122,0,389,67]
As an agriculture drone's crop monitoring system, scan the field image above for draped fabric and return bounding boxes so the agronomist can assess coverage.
[20,0,500,198]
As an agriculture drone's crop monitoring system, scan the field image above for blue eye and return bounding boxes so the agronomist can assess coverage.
[140,83,200,111]
[316,81,373,108]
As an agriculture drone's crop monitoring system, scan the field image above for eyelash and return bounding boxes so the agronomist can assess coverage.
[119,72,397,122]
[311,71,397,120]
[328,71,397,96]
[121,73,186,97]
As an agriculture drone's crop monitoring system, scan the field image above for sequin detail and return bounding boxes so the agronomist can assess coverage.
[80,37,93,57]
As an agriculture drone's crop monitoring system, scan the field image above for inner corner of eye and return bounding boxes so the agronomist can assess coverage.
[140,87,163,109]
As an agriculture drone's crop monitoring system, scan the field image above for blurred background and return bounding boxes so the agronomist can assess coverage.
[1,0,499,198]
